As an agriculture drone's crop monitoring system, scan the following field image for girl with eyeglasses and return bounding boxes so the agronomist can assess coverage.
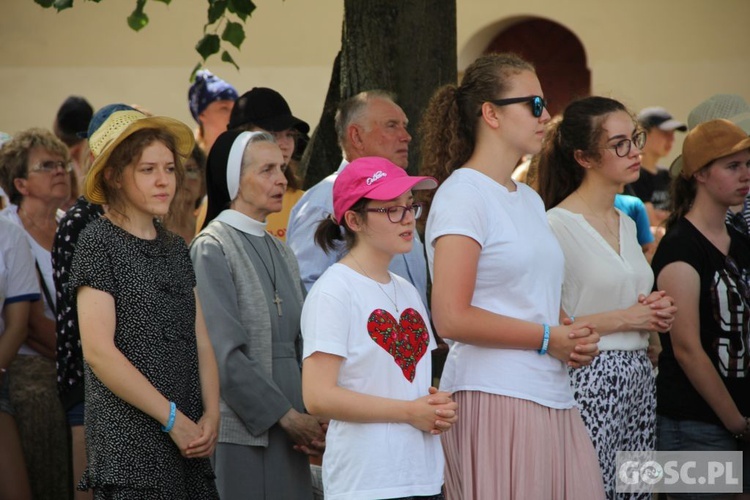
[536,96,677,499]
[301,157,457,500]
[420,53,605,498]
[651,119,750,496]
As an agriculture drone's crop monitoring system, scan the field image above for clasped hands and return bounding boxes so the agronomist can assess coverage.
[556,290,676,369]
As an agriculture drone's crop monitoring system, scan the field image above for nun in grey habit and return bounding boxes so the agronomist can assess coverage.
[190,130,325,499]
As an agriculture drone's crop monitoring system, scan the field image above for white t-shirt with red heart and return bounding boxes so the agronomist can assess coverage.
[302,263,443,500]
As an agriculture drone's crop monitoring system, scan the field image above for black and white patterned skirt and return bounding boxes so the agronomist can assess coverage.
[570,349,656,500]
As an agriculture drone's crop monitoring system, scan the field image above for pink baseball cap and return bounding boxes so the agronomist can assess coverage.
[332,156,438,224]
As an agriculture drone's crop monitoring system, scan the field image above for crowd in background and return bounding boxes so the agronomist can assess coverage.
[0,54,748,500]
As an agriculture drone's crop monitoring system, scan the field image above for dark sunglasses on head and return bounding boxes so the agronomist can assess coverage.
[482,95,548,118]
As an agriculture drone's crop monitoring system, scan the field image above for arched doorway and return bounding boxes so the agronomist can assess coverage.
[484,18,589,117]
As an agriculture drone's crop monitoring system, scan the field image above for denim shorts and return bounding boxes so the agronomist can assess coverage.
[66,401,85,427]
[0,372,14,416]
[657,414,749,497]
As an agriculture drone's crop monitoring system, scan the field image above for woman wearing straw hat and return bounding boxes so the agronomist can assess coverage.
[653,119,750,496]
[70,104,220,499]
[191,130,325,499]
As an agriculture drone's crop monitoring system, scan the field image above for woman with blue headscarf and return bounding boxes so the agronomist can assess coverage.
[188,69,238,153]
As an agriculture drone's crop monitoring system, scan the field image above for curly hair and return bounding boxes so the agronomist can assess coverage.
[419,53,534,185]
[0,128,70,206]
[418,54,534,218]
[536,96,632,209]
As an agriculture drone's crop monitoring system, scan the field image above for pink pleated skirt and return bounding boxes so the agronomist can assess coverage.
[441,391,605,500]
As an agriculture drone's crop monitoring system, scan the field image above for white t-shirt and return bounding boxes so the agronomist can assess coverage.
[547,207,654,351]
[302,263,443,500]
[1,205,58,356]
[425,169,574,409]
[0,218,40,335]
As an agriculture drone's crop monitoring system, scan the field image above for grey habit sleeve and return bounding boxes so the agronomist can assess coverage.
[191,237,292,436]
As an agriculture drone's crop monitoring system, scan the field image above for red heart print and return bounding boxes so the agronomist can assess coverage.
[366,308,430,382]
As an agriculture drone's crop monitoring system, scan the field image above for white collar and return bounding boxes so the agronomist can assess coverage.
[214,209,267,237]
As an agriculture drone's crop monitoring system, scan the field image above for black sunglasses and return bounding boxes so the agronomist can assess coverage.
[482,95,548,118]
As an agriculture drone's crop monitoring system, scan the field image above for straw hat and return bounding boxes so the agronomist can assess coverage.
[84,104,194,205]
[688,94,750,134]
[675,119,750,179]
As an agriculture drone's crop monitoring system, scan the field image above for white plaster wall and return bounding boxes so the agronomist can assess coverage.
[2,0,748,168]
[0,0,343,134]
[457,0,750,165]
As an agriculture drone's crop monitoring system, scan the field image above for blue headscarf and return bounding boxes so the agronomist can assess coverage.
[188,69,238,123]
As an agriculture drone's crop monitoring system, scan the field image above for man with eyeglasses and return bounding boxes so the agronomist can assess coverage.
[287,90,430,311]
[626,107,687,229]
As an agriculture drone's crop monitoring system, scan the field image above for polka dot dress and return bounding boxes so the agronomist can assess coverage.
[69,217,218,499]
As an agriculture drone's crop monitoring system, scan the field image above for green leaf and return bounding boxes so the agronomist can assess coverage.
[195,34,221,60]
[221,50,239,70]
[221,21,245,49]
[227,0,255,22]
[189,62,203,82]
[153,0,171,3]
[207,0,227,25]
[53,0,73,11]
[34,0,55,7]
[127,0,149,32]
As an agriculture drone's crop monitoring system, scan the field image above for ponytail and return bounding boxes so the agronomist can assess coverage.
[419,85,473,186]
[419,53,535,217]
[314,216,346,255]
[313,198,369,254]
[666,175,696,232]
[537,116,584,209]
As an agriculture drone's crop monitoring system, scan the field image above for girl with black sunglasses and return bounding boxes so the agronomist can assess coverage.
[420,53,605,499]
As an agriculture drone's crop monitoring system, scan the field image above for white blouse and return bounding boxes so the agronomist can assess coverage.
[547,207,654,351]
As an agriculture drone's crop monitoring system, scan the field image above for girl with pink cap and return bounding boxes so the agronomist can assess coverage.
[301,156,457,500]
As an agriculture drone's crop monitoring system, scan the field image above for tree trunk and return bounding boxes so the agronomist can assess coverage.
[300,0,457,187]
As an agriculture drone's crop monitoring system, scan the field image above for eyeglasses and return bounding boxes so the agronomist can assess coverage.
[364,202,423,223]
[483,95,548,118]
[29,160,73,174]
[602,130,647,158]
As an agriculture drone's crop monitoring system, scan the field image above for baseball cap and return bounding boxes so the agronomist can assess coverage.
[332,157,437,224]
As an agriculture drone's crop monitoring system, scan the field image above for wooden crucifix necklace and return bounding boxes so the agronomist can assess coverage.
[242,233,283,316]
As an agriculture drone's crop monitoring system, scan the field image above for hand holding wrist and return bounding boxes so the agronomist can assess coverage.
[729,416,750,439]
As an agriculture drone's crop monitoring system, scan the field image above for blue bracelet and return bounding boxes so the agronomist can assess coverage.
[538,324,550,355]
[161,401,176,432]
